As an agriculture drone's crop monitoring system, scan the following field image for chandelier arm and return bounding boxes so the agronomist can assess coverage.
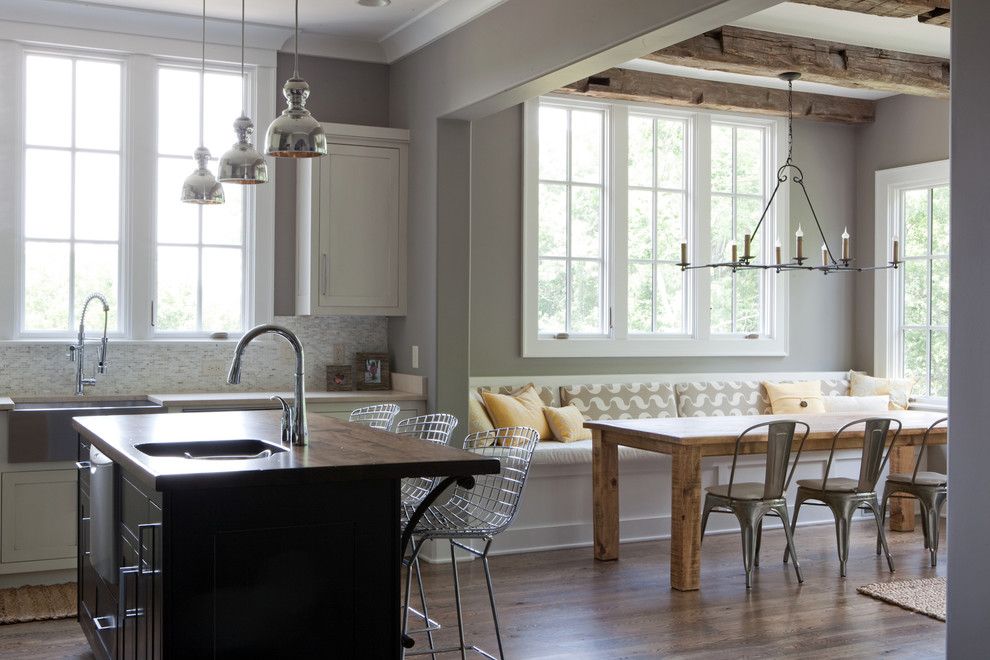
[745,174,785,249]
[794,177,840,265]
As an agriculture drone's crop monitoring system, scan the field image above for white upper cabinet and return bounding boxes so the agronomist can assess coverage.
[296,124,409,316]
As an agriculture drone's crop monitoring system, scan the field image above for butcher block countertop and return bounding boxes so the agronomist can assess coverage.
[73,410,497,490]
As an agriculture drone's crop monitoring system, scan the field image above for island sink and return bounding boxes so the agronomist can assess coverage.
[134,439,286,460]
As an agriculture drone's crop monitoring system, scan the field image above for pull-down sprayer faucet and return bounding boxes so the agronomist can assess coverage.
[68,293,110,396]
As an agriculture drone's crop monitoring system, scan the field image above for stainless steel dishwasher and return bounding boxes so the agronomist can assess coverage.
[87,445,117,587]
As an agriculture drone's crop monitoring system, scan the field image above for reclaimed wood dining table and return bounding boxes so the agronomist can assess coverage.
[587,410,948,591]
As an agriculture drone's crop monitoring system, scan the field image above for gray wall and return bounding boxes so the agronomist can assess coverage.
[386,0,781,425]
[272,53,389,314]
[469,105,857,377]
[948,0,988,654]
[852,94,950,371]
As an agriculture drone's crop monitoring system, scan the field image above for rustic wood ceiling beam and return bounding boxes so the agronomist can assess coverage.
[557,68,876,124]
[642,26,949,98]
[791,0,950,26]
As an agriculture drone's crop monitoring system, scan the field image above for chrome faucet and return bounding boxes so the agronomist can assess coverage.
[227,324,308,446]
[68,293,110,396]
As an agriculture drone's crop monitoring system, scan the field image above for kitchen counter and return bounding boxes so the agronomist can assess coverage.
[146,389,424,408]
[74,409,496,490]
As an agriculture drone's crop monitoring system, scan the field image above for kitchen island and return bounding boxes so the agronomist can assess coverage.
[72,410,498,659]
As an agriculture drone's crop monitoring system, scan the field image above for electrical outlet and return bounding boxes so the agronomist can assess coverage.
[412,345,419,369]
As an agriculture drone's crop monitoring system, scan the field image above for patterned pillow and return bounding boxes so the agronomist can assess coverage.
[821,378,851,397]
[475,384,558,407]
[675,381,769,417]
[559,383,677,420]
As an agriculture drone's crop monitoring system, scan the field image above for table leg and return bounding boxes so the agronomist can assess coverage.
[888,445,917,532]
[592,430,619,560]
[670,446,702,591]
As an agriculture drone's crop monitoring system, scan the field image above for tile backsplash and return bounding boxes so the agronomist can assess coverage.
[0,316,387,397]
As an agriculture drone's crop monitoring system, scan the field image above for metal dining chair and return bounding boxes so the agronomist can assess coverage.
[786,417,902,577]
[879,416,948,567]
[348,403,402,430]
[402,426,540,660]
[393,413,459,652]
[700,420,810,588]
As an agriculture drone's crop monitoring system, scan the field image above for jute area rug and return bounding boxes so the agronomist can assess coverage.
[857,576,946,621]
[0,583,77,624]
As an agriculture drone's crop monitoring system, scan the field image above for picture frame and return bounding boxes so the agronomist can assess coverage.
[326,365,354,391]
[355,352,391,390]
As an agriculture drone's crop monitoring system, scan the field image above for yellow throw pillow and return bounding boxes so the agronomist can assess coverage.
[480,384,551,440]
[543,405,592,443]
[849,372,914,410]
[468,391,495,436]
[763,380,826,414]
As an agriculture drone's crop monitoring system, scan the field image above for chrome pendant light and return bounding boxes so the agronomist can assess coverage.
[265,0,327,158]
[218,0,268,184]
[182,0,225,204]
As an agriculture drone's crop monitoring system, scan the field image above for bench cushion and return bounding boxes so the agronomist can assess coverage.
[560,383,677,421]
[676,380,770,417]
[532,438,658,466]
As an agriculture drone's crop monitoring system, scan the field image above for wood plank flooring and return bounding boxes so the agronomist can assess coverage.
[0,520,945,659]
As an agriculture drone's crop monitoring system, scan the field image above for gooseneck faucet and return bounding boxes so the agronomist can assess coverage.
[227,324,308,446]
[68,293,110,396]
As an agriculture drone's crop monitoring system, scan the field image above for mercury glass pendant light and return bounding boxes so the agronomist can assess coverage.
[265,0,327,158]
[218,0,268,184]
[182,0,225,204]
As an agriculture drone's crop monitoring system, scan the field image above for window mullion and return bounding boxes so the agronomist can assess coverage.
[611,104,629,340]
[127,54,157,340]
[693,114,712,341]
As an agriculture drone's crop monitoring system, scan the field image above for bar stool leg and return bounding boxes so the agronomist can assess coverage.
[479,539,504,659]
[449,540,468,660]
[412,550,437,659]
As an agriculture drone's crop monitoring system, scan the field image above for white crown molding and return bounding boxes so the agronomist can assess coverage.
[280,32,386,65]
[380,0,509,63]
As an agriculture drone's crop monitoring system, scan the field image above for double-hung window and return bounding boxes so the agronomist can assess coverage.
[2,39,274,341]
[21,53,123,335]
[524,96,786,357]
[875,160,950,401]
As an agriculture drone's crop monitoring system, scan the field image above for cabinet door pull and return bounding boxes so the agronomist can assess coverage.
[320,253,328,296]
[138,524,161,576]
[93,615,115,631]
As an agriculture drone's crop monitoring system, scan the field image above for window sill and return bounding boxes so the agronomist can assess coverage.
[0,337,243,346]
[521,336,788,358]
[908,398,948,413]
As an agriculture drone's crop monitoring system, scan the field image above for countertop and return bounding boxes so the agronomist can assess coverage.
[73,410,498,490]
[147,389,425,408]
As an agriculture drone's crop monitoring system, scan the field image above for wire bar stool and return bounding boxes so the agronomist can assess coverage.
[394,413,459,651]
[786,417,903,577]
[349,403,401,431]
[402,426,540,660]
[700,420,810,588]
[879,417,948,566]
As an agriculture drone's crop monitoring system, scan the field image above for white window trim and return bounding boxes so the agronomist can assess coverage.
[0,30,276,343]
[873,159,950,403]
[522,97,789,358]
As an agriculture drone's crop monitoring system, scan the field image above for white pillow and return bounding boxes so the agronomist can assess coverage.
[822,395,891,413]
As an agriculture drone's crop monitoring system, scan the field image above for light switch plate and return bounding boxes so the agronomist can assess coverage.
[412,345,419,369]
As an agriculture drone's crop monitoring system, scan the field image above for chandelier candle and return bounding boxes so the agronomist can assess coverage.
[775,239,782,266]
[731,241,738,263]
[821,243,829,267]
[680,240,688,267]
[893,237,900,264]
[743,234,752,260]
[841,228,850,263]
[795,225,804,262]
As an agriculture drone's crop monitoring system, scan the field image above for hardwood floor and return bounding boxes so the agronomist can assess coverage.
[0,520,945,658]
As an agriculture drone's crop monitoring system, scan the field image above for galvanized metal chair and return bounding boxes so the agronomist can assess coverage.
[700,420,810,588]
[348,403,401,431]
[879,416,948,567]
[786,417,903,577]
[403,426,540,660]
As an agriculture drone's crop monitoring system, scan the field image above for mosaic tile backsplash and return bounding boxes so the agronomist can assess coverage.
[0,316,388,397]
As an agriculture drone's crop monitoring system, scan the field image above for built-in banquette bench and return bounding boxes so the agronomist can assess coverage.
[462,372,891,558]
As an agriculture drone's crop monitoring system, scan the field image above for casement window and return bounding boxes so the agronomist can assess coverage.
[1,40,275,341]
[523,97,787,358]
[875,160,950,401]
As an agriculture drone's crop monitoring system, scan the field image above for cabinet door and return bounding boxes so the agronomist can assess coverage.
[317,143,404,313]
[1,469,77,563]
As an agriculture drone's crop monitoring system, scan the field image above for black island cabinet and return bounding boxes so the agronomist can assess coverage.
[74,410,498,659]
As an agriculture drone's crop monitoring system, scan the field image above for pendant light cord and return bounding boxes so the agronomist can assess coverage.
[200,0,206,150]
[786,78,794,164]
[293,0,299,78]
[240,0,246,116]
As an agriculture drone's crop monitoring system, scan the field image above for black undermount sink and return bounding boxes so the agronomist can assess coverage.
[134,439,287,460]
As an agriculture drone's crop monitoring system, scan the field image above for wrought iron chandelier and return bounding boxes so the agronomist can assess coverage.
[677,72,901,274]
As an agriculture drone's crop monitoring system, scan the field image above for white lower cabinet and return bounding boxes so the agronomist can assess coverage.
[1,468,77,566]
